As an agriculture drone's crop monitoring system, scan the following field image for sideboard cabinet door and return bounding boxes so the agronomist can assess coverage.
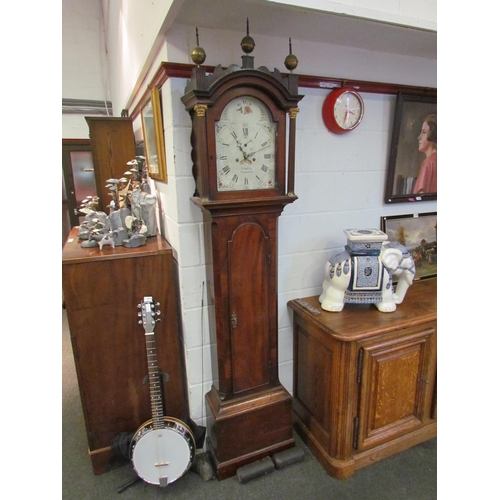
[355,323,437,452]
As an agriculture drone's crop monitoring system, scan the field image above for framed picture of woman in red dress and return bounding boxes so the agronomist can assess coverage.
[384,92,437,204]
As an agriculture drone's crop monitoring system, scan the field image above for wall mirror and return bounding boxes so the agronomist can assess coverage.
[141,86,167,182]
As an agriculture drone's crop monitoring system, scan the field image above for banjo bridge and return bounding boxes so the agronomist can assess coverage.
[155,462,170,467]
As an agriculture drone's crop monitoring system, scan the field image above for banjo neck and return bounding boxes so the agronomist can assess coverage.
[139,297,164,429]
[145,331,165,430]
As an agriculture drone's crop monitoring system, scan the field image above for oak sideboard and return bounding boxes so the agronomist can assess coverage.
[288,278,437,479]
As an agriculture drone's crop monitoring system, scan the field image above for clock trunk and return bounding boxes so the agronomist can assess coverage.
[197,202,295,479]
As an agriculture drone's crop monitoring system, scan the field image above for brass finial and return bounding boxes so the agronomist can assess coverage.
[240,18,255,54]
[190,27,206,67]
[284,38,298,72]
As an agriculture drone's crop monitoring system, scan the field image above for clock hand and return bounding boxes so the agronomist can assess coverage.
[237,143,247,156]
[345,96,350,126]
[247,144,272,157]
[238,145,253,163]
[233,135,244,151]
[231,132,252,161]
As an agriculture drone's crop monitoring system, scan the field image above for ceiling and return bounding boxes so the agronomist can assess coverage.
[173,0,437,59]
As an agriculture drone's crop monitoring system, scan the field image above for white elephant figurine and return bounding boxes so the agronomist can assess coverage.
[319,237,415,313]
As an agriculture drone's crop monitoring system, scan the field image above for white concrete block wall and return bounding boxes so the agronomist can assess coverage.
[149,75,219,423]
[276,89,403,395]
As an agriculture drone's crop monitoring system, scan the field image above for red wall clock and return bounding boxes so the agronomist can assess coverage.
[322,88,364,134]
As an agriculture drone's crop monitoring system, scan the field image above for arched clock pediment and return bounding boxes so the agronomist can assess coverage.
[206,69,302,112]
[185,62,300,106]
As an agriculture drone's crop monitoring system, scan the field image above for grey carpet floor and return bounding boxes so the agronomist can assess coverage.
[62,308,437,499]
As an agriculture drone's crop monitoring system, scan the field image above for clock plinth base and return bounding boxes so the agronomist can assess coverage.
[205,385,295,480]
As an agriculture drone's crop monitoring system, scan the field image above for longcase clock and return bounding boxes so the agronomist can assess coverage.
[182,32,303,480]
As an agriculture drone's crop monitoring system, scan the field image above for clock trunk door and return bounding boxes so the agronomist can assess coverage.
[228,222,271,394]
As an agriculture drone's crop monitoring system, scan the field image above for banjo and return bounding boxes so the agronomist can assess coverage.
[130,296,195,487]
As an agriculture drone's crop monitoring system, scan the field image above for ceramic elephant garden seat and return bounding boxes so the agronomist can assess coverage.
[319,229,415,313]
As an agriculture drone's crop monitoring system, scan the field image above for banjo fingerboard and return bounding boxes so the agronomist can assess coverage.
[146,335,165,429]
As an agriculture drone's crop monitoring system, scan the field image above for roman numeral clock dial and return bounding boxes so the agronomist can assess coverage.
[215,96,276,191]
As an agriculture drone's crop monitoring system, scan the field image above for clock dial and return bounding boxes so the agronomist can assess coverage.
[333,91,363,131]
[215,96,276,191]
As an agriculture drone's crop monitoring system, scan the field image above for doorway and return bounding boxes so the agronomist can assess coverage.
[62,140,96,244]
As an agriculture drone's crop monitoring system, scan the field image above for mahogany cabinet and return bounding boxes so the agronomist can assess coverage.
[85,117,136,213]
[288,278,437,479]
[62,228,190,475]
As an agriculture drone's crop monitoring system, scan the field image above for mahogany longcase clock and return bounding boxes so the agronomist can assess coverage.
[182,32,303,480]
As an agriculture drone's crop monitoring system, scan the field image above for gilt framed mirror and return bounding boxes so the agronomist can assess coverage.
[141,86,167,182]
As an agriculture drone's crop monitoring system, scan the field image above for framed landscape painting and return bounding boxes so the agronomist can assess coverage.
[381,212,437,281]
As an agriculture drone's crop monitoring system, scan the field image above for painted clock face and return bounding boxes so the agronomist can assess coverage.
[215,96,276,191]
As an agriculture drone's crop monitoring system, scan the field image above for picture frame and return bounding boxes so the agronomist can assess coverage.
[141,86,167,182]
[381,212,437,281]
[384,92,437,203]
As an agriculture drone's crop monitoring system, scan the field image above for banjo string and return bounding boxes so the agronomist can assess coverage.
[201,281,205,429]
